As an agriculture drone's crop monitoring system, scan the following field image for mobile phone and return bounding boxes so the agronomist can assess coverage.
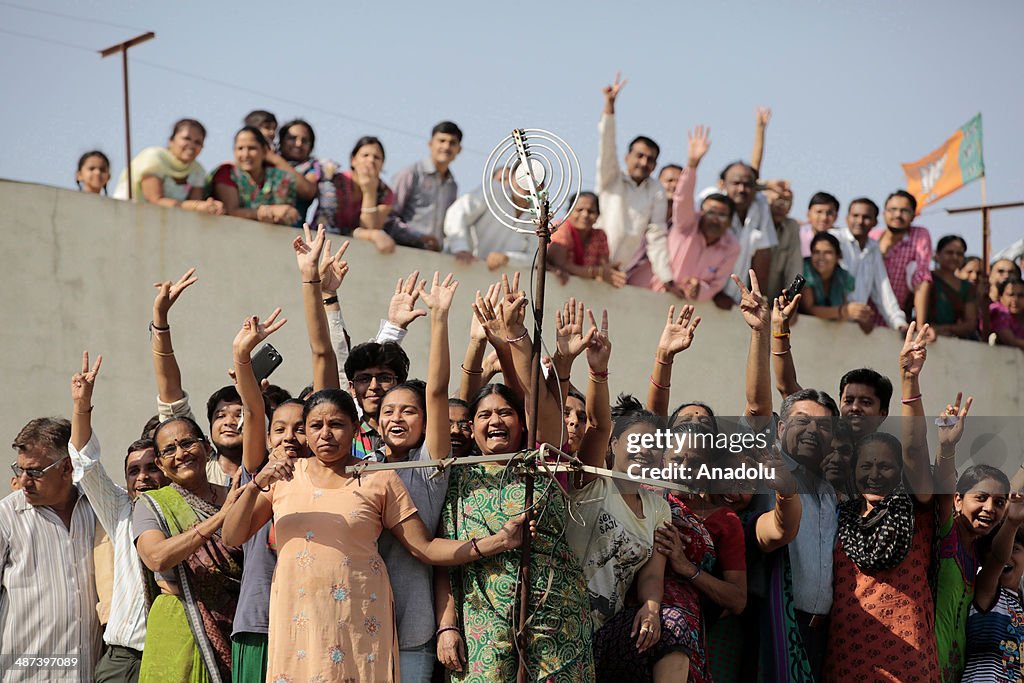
[251,343,283,384]
[783,274,806,303]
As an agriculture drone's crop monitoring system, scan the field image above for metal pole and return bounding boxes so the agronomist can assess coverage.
[982,206,991,269]
[99,32,155,200]
[121,49,132,200]
[516,198,550,683]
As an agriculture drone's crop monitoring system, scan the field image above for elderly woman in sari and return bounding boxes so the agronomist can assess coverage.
[207,126,301,226]
[114,118,224,215]
[133,416,244,683]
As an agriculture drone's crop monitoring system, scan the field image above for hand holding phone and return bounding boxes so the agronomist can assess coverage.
[251,343,283,384]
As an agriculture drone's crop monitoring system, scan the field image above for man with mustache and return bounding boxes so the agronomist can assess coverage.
[67,352,168,682]
[750,388,840,679]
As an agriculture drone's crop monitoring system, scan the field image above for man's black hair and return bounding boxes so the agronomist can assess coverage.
[838,368,893,415]
[343,342,410,384]
[628,136,660,158]
[885,189,918,215]
[808,191,840,212]
[431,120,463,142]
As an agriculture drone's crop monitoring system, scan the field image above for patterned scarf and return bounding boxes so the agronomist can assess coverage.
[837,484,915,571]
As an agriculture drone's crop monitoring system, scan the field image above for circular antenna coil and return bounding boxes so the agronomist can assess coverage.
[482,129,581,234]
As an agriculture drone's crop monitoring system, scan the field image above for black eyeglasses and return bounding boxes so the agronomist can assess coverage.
[11,453,69,480]
[352,373,397,386]
[157,437,203,460]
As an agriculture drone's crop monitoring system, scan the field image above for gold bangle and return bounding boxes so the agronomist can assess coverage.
[460,364,483,376]
[152,349,175,357]
[589,373,609,384]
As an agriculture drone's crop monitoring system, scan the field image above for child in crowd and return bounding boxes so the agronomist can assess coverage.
[75,150,110,195]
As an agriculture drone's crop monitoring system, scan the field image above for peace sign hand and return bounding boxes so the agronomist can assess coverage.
[937,392,972,450]
[585,309,611,373]
[733,269,769,332]
[153,267,198,323]
[899,322,930,378]
[233,309,288,359]
[602,71,628,106]
[71,350,103,409]
[319,237,350,294]
[293,224,328,282]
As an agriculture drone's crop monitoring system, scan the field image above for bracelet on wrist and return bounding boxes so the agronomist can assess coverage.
[322,295,339,306]
[254,479,271,493]
[771,349,791,356]
[360,206,378,213]
[149,321,170,334]
[152,349,175,357]
[654,355,673,366]
[461,364,483,376]
[505,330,529,344]
[303,279,322,285]
[470,537,484,558]
[192,524,210,542]
[772,331,790,339]
[558,375,571,383]
[686,565,702,581]
[435,625,461,638]
[901,394,922,404]
[649,375,670,390]
[588,373,609,384]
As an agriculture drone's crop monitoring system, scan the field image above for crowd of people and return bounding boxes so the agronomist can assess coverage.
[4,203,1024,683]
[6,74,1024,683]
[71,75,1024,351]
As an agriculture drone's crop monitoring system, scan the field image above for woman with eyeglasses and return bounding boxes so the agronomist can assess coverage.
[132,415,245,683]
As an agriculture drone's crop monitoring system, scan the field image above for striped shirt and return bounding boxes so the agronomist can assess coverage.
[69,433,148,651]
[0,489,102,682]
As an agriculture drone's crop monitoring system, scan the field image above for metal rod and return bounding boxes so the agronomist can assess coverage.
[121,49,132,200]
[945,201,1024,214]
[99,32,155,201]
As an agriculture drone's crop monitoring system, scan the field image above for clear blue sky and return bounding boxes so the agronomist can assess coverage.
[2,0,1022,253]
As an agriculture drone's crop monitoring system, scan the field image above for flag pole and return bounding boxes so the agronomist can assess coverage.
[980,175,990,266]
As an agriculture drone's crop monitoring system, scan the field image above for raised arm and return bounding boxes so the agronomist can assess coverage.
[390,508,529,566]
[151,267,198,406]
[771,293,803,399]
[670,125,709,235]
[222,465,288,547]
[934,392,973,524]
[70,351,102,451]
[419,272,459,460]
[755,447,802,553]
[551,298,596,424]
[647,305,700,416]
[596,73,626,193]
[751,107,771,175]
[461,284,501,401]
[975,494,1024,611]
[734,270,772,421]
[578,310,612,485]
[232,310,288,473]
[899,322,935,503]
[293,224,343,391]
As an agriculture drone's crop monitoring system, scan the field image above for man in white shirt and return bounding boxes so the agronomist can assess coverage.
[69,353,167,683]
[443,172,536,270]
[830,197,908,333]
[699,162,779,307]
[2,415,102,682]
[594,74,681,297]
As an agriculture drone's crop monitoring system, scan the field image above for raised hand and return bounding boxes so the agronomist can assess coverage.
[293,224,328,282]
[388,271,428,330]
[937,392,973,450]
[585,309,612,373]
[602,71,628,108]
[418,272,460,315]
[1007,492,1024,525]
[656,305,701,359]
[899,322,930,377]
[733,269,769,332]
[70,350,103,408]
[470,284,501,343]
[319,237,350,294]
[153,267,198,323]
[498,273,528,340]
[755,106,772,128]
[233,309,287,359]
[555,298,594,361]
[772,293,801,332]
[687,125,711,167]
[471,289,505,347]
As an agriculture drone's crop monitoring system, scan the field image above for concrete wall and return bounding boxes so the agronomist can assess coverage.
[2,180,1021,482]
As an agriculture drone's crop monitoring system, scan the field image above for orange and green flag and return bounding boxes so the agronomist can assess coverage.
[901,114,984,213]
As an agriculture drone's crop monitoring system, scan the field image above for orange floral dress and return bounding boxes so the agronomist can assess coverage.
[264,459,418,683]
